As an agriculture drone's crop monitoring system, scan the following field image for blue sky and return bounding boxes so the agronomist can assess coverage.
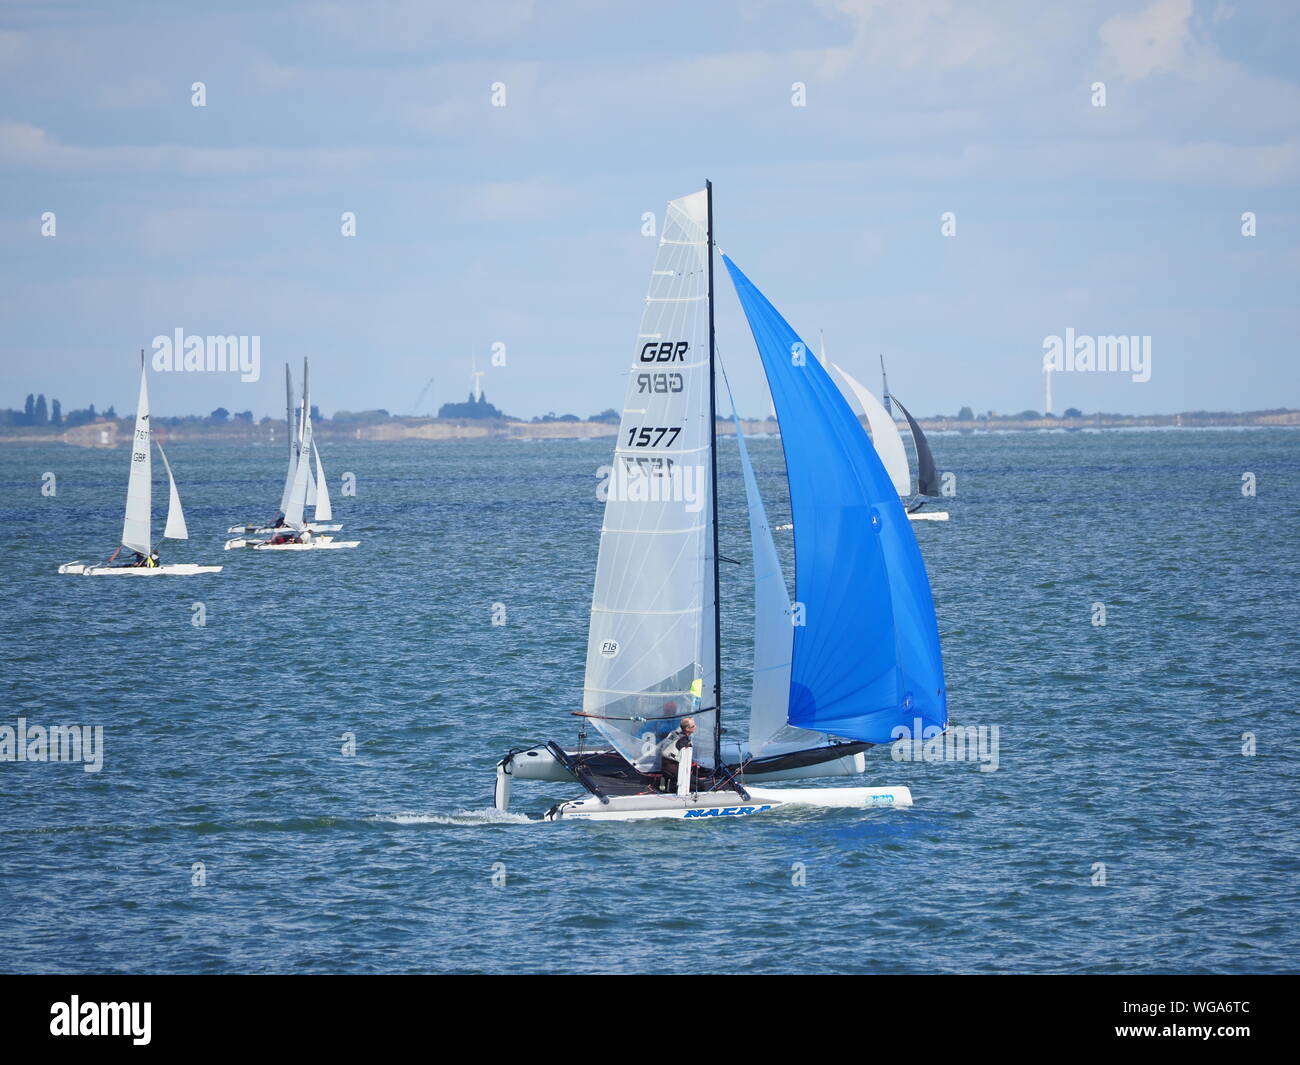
[1,0,1297,419]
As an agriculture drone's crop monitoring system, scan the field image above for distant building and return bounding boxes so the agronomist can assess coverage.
[438,391,505,420]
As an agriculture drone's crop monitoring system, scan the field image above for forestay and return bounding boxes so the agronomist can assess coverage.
[582,189,715,770]
[724,255,947,744]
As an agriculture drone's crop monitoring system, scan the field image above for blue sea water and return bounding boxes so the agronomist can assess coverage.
[0,428,1296,974]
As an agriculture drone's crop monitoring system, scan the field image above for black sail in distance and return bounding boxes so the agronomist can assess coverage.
[891,397,939,496]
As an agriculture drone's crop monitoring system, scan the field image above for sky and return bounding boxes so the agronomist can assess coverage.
[1,0,1297,421]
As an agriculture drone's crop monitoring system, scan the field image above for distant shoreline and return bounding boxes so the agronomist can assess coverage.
[2,409,1296,448]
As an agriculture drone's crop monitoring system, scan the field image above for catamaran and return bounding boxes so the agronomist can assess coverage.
[225,359,357,551]
[226,360,343,537]
[827,357,949,521]
[59,357,222,576]
[494,184,947,822]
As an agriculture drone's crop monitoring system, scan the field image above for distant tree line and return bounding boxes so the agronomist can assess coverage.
[0,393,114,428]
[0,394,260,429]
[436,392,507,420]
[952,406,1087,422]
[9,388,1159,430]
[332,408,393,424]
[153,410,254,426]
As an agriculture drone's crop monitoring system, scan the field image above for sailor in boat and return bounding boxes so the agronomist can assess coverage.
[267,528,312,547]
[659,716,696,791]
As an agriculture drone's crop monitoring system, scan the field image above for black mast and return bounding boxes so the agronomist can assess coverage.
[706,180,722,776]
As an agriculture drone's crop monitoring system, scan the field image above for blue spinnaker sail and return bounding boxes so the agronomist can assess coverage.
[723,256,946,742]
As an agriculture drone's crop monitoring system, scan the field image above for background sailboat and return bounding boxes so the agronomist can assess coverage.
[828,359,950,521]
[225,372,358,551]
[495,185,946,821]
[59,358,222,576]
[227,359,343,536]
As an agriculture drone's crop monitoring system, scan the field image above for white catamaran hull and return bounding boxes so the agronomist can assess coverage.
[224,536,360,551]
[544,785,911,822]
[494,744,879,817]
[58,562,223,575]
[226,523,343,534]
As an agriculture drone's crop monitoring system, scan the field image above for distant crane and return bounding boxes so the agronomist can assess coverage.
[410,376,435,418]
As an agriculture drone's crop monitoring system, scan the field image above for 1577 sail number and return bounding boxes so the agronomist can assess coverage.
[626,426,682,448]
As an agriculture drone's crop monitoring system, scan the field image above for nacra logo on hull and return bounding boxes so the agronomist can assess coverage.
[683,805,774,818]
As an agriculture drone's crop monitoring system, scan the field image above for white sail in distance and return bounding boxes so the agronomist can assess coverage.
[283,407,314,529]
[829,361,911,497]
[312,441,332,521]
[582,189,715,770]
[278,364,297,517]
[155,442,189,540]
[300,358,309,453]
[121,359,152,555]
[284,356,313,525]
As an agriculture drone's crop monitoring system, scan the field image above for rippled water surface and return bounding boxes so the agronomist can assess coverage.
[1,428,1296,973]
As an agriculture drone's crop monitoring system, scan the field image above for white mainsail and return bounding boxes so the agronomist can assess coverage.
[299,357,320,512]
[300,358,309,452]
[583,189,715,770]
[121,360,152,555]
[829,361,911,497]
[312,441,332,522]
[283,406,314,529]
[155,442,189,541]
[277,364,298,517]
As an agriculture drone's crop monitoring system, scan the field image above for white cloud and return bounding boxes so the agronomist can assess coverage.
[1099,0,1193,80]
[821,0,1009,74]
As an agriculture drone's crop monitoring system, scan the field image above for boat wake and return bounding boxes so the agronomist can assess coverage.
[371,808,535,827]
